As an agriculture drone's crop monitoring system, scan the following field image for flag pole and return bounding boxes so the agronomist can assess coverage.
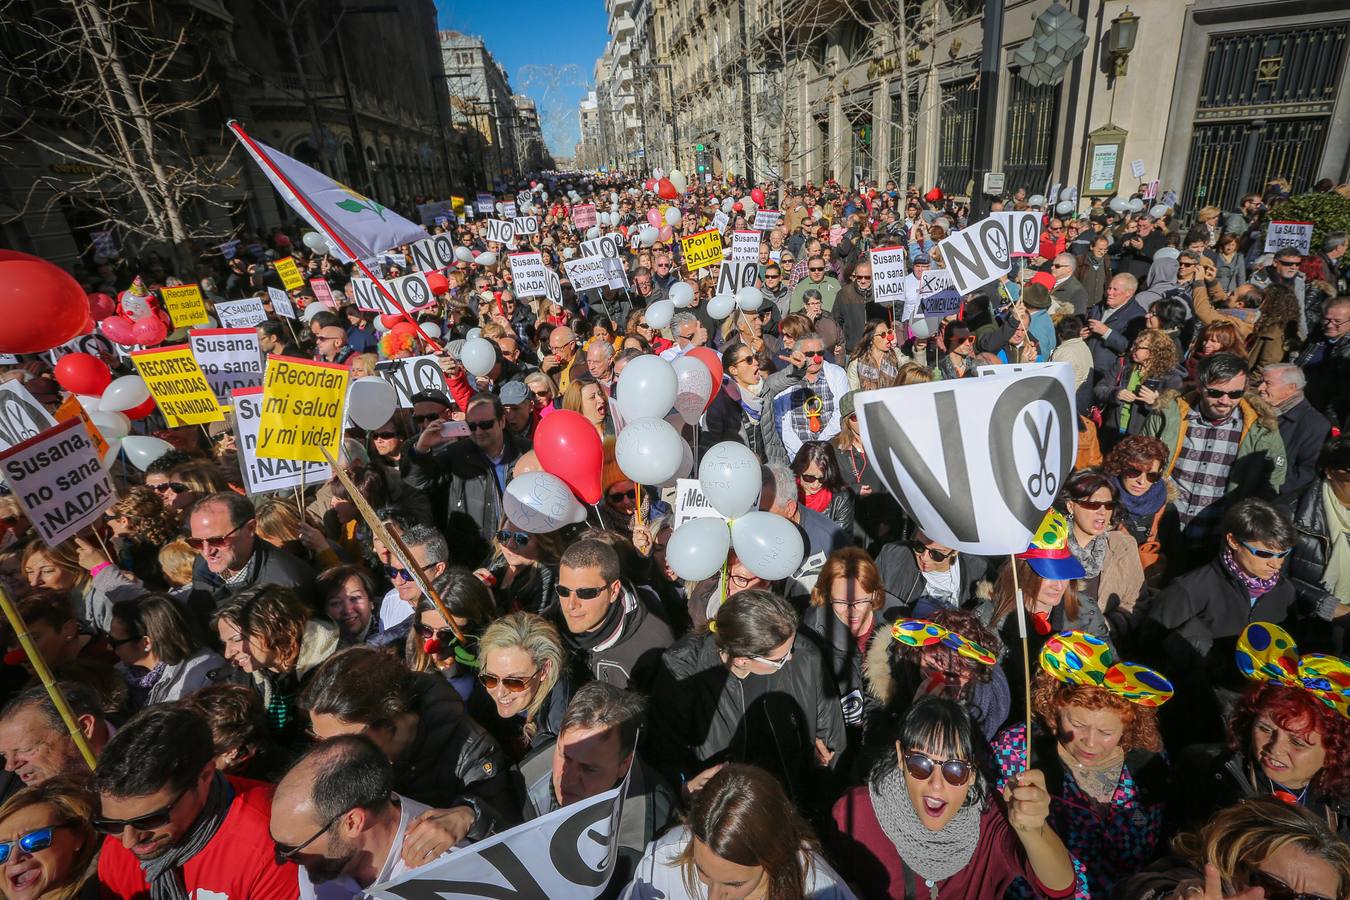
[227,120,444,354]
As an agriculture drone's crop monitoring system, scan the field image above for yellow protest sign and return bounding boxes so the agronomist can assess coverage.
[256,356,348,463]
[131,345,224,426]
[160,284,210,328]
[681,228,723,273]
[274,256,305,291]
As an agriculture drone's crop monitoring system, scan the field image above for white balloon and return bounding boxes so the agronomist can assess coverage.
[476,252,498,267]
[661,437,694,488]
[120,435,174,472]
[1149,204,1171,219]
[731,511,805,580]
[639,226,659,247]
[1109,197,1130,214]
[672,356,713,426]
[1127,198,1145,213]
[1055,200,1075,215]
[668,282,695,308]
[629,187,641,197]
[615,354,677,422]
[587,226,601,239]
[721,198,734,213]
[101,438,122,470]
[739,196,757,217]
[610,191,619,204]
[615,417,684,484]
[706,293,737,320]
[347,377,399,431]
[495,202,505,215]
[465,327,482,341]
[460,337,496,376]
[665,207,682,226]
[303,302,331,321]
[669,170,687,194]
[1028,194,1047,207]
[89,410,131,440]
[596,212,609,227]
[666,517,731,581]
[75,393,103,415]
[503,471,587,533]
[99,375,151,413]
[735,286,764,312]
[908,317,934,339]
[419,322,442,340]
[698,441,761,518]
[645,299,675,330]
[302,231,327,252]
[562,247,576,259]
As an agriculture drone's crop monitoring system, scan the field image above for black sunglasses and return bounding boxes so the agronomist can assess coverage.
[466,419,498,432]
[496,529,530,547]
[92,786,190,835]
[1121,467,1162,483]
[1072,499,1116,511]
[415,623,459,646]
[555,584,606,600]
[372,430,400,440]
[908,541,957,562]
[384,564,413,582]
[606,488,636,503]
[151,482,188,494]
[902,750,973,786]
[1203,387,1245,400]
[1247,868,1334,900]
[273,807,349,865]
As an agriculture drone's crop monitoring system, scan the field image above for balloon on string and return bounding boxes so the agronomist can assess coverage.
[454,246,475,263]
[909,317,935,340]
[302,232,328,253]
[750,187,766,206]
[706,293,736,320]
[721,198,735,213]
[503,471,588,534]
[54,353,111,396]
[668,282,695,308]
[661,436,695,488]
[122,394,157,421]
[686,347,724,408]
[698,441,761,518]
[460,337,497,376]
[645,299,675,330]
[379,314,406,330]
[0,250,91,354]
[426,272,449,296]
[666,517,731,581]
[465,327,482,341]
[476,252,498,267]
[735,286,764,312]
[1127,198,1145,213]
[87,293,116,321]
[614,417,684,484]
[99,375,151,412]
[739,197,757,217]
[646,208,662,227]
[1055,200,1075,215]
[658,225,674,242]
[1108,197,1130,214]
[1149,204,1171,219]
[89,409,131,441]
[348,377,399,431]
[668,170,688,194]
[615,354,677,421]
[120,435,175,471]
[534,410,604,504]
[1028,194,1047,207]
[731,511,804,580]
[657,178,678,200]
[639,226,660,247]
[419,322,442,341]
[587,226,601,240]
[672,356,713,426]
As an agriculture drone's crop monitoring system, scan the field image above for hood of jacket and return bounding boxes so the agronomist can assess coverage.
[1144,256,1179,290]
[1160,389,1280,435]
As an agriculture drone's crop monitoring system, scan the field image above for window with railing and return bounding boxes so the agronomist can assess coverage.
[936,79,976,195]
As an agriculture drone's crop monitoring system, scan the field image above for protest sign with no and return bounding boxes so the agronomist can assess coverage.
[230,387,329,494]
[351,272,433,317]
[189,328,264,405]
[730,230,760,262]
[580,234,623,259]
[160,284,211,328]
[0,418,113,548]
[1264,221,1314,255]
[273,256,305,291]
[131,345,225,426]
[716,261,758,296]
[513,215,539,236]
[856,363,1077,554]
[214,298,269,328]
[937,218,1011,295]
[0,382,56,452]
[485,219,515,246]
[256,356,349,463]
[681,228,723,273]
[870,246,907,305]
[990,211,1041,258]
[375,354,447,409]
[407,234,458,272]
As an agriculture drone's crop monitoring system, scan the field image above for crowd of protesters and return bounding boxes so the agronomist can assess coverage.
[0,169,1348,900]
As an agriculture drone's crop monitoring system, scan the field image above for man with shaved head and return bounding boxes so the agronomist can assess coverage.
[541,324,583,391]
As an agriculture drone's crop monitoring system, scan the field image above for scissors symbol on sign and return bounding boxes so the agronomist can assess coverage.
[1024,411,1056,497]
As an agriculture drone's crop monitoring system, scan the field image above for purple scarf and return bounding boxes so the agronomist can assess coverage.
[1221,548,1282,598]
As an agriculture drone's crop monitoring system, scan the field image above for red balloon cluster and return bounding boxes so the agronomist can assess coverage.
[0,251,90,354]
[379,314,407,330]
[533,410,603,504]
[87,293,116,321]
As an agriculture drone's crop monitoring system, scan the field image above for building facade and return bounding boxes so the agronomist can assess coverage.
[441,30,521,187]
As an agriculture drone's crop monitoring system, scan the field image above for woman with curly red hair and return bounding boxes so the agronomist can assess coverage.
[1103,434,1177,579]
[1180,621,1350,838]
[992,631,1174,897]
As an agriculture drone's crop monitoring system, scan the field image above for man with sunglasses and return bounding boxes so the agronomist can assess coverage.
[833,260,876,350]
[1250,247,1309,337]
[95,706,298,900]
[788,254,840,313]
[187,492,315,625]
[1144,352,1287,562]
[374,523,450,631]
[874,528,990,619]
[552,539,673,692]
[765,332,850,465]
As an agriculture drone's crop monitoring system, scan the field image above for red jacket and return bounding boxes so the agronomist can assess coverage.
[99,776,298,900]
[1038,233,1067,260]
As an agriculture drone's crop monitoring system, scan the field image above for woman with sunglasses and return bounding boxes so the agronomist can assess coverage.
[476,611,571,762]
[829,695,1076,900]
[651,589,844,813]
[1119,796,1350,900]
[369,415,411,474]
[847,319,908,392]
[1058,471,1146,637]
[1103,435,1176,579]
[0,775,98,900]
[103,486,180,591]
[480,516,564,617]
[791,441,854,536]
[992,631,1173,897]
[108,594,228,710]
[937,321,978,380]
[875,528,990,620]
[166,460,233,512]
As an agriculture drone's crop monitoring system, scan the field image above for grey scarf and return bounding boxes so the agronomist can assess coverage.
[1068,529,1110,579]
[142,773,234,900]
[869,761,982,894]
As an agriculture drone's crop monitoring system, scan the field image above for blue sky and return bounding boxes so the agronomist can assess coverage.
[434,0,609,159]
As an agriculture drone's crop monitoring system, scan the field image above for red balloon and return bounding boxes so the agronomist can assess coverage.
[656,178,678,201]
[533,410,603,504]
[380,314,407,330]
[54,352,111,395]
[750,188,766,206]
[87,292,116,321]
[426,272,449,296]
[0,250,90,354]
[101,316,137,346]
[687,347,724,410]
[732,202,744,213]
[123,395,158,421]
[132,316,167,346]
[644,179,656,192]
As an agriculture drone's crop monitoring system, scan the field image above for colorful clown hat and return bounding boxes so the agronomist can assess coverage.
[1040,631,1174,707]
[1017,510,1086,580]
[891,619,997,666]
[1237,622,1350,719]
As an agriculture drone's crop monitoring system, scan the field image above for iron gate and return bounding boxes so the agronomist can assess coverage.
[936,78,977,195]
[1003,77,1060,196]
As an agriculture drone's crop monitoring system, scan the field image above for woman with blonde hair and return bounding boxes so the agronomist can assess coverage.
[349,351,379,380]
[0,775,99,900]
[22,538,145,635]
[560,378,611,436]
[476,611,571,761]
[1195,205,1222,248]
[156,539,196,597]
[253,496,341,571]
[167,460,233,509]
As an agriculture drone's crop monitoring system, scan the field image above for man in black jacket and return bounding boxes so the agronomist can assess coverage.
[301,646,519,845]
[874,529,990,619]
[404,392,527,566]
[552,539,673,692]
[1110,215,1169,281]
[1258,363,1332,505]
[1083,273,1146,387]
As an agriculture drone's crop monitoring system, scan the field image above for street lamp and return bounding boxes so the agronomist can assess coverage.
[1107,8,1139,77]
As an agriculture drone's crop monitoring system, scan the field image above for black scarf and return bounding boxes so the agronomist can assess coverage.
[141,773,234,900]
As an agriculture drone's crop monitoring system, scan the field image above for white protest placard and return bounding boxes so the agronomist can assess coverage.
[310,278,336,308]
[502,201,517,219]
[1143,179,1160,201]
[375,354,449,409]
[47,334,116,365]
[916,269,962,321]
[730,230,760,262]
[214,298,269,328]
[351,272,434,317]
[604,258,628,291]
[580,233,623,259]
[1129,159,1146,180]
[855,363,1077,555]
[936,217,1011,295]
[716,261,758,296]
[266,287,296,319]
[381,252,407,269]
[870,245,907,305]
[369,777,626,900]
[476,193,494,214]
[1265,221,1314,256]
[513,215,540,236]
[0,418,112,548]
[673,477,731,528]
[189,328,265,405]
[509,252,555,299]
[485,219,515,246]
[712,210,730,232]
[230,387,329,494]
[563,256,611,293]
[0,381,57,452]
[753,209,781,231]
[407,234,458,272]
[990,210,1042,258]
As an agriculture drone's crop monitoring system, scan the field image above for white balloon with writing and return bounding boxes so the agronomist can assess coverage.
[671,356,713,426]
[730,511,804,581]
[697,441,761,519]
[503,471,587,534]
